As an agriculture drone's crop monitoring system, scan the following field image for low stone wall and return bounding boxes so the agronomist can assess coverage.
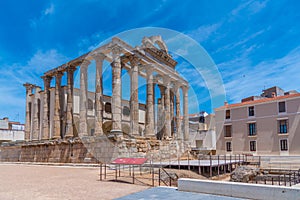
[0,136,189,164]
[178,178,300,200]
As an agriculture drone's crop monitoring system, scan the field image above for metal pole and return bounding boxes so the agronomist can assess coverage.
[159,168,161,186]
[188,151,190,171]
[104,164,106,179]
[284,174,286,186]
[198,157,201,175]
[100,163,102,181]
[119,165,121,177]
[239,154,241,166]
[210,154,212,177]
[224,155,226,173]
[217,155,220,176]
[230,155,232,173]
[152,167,154,187]
[133,165,135,184]
[115,165,117,180]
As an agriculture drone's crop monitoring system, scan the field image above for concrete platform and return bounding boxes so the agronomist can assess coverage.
[116,186,244,200]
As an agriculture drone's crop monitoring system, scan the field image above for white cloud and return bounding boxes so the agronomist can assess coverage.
[187,23,221,43]
[219,45,300,103]
[44,4,55,16]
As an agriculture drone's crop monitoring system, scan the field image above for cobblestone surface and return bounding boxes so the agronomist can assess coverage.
[0,164,149,200]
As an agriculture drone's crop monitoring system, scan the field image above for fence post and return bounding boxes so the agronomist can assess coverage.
[152,167,154,187]
[188,151,190,171]
[224,155,226,173]
[159,168,161,186]
[272,177,274,185]
[198,156,201,175]
[217,155,220,176]
[100,163,102,181]
[230,155,232,173]
[279,175,281,185]
[133,165,135,184]
[209,154,212,177]
[284,174,286,186]
[104,164,107,179]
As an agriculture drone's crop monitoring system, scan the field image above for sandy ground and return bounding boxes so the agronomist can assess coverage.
[0,164,149,200]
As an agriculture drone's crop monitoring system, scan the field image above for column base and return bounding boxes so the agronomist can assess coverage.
[109,129,123,141]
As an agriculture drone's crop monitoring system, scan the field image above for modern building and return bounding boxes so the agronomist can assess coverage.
[0,117,24,142]
[189,112,216,154]
[215,86,300,156]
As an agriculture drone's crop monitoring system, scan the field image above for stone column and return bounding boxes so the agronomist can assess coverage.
[110,45,122,136]
[94,54,106,136]
[129,56,139,136]
[174,85,182,140]
[32,87,41,140]
[153,82,156,135]
[79,60,90,137]
[145,67,155,136]
[65,66,76,138]
[23,84,33,141]
[157,85,165,139]
[53,72,63,139]
[164,76,172,138]
[182,86,189,141]
[41,76,52,140]
[170,90,175,137]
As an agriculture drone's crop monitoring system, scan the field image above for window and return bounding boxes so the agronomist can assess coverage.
[250,141,256,151]
[280,139,288,151]
[226,142,232,152]
[248,106,255,117]
[122,106,130,116]
[224,125,232,137]
[278,101,286,113]
[105,103,112,113]
[248,123,256,136]
[88,99,94,110]
[225,110,231,119]
[278,119,288,134]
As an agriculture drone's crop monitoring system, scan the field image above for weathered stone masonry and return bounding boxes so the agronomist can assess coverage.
[1,36,190,163]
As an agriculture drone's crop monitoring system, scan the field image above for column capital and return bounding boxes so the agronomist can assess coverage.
[145,66,153,76]
[66,64,77,73]
[41,75,52,82]
[182,85,189,93]
[128,55,140,66]
[81,59,91,69]
[54,71,64,79]
[93,53,106,62]
[110,44,122,58]
[163,75,171,87]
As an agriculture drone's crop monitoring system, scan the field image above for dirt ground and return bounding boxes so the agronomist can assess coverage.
[0,163,149,200]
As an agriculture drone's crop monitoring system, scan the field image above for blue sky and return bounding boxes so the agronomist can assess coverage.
[1,0,300,123]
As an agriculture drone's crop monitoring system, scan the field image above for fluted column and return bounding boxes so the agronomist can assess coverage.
[164,76,171,138]
[174,85,182,140]
[42,76,52,140]
[145,67,154,136]
[53,72,63,139]
[111,45,122,136]
[24,84,34,141]
[129,56,139,136]
[182,86,189,141]
[79,60,90,137]
[32,87,41,140]
[157,85,165,139]
[170,90,175,137]
[94,54,106,136]
[65,66,76,138]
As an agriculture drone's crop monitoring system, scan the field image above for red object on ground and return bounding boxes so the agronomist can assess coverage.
[111,158,148,165]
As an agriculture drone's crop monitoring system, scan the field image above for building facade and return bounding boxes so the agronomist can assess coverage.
[0,117,24,142]
[215,86,300,156]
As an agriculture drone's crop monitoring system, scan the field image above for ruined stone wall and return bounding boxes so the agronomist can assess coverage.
[0,137,189,164]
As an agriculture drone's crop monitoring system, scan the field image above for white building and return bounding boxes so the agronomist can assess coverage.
[0,118,24,142]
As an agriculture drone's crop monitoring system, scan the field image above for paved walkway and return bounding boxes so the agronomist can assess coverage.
[116,187,244,200]
[0,163,149,200]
